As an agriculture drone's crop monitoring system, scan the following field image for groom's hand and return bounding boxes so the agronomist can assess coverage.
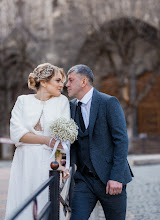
[106,180,122,195]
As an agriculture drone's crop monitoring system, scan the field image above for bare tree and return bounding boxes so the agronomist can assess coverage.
[0,0,42,136]
[75,1,160,136]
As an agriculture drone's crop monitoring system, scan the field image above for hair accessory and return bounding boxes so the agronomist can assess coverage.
[35,66,54,80]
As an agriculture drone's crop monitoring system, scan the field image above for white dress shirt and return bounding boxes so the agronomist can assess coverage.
[77,87,93,129]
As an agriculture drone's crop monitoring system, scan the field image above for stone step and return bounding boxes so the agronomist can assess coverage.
[130,154,160,165]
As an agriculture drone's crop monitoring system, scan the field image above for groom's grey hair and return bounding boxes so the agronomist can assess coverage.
[67,64,94,85]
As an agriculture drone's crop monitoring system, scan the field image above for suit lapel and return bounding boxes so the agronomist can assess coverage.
[70,90,101,138]
[70,99,77,120]
[70,99,85,136]
[89,89,100,140]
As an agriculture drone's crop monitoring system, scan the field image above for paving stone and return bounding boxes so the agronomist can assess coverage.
[1,160,160,220]
[130,154,160,165]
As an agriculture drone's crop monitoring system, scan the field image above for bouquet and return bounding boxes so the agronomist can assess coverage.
[49,117,78,170]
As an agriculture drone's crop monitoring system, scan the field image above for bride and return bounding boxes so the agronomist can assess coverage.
[5,63,70,220]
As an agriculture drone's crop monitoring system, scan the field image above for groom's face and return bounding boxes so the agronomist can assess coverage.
[66,71,83,99]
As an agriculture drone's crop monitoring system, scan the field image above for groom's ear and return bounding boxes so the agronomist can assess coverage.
[81,77,88,88]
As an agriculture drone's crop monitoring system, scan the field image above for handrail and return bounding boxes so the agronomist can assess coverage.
[5,163,73,220]
[5,176,55,220]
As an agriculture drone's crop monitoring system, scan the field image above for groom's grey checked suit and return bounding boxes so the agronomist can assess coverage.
[70,88,133,220]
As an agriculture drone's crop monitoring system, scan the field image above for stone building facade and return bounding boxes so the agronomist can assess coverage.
[0,0,160,158]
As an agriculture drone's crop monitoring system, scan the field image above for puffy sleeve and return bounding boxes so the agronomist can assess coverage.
[10,96,30,145]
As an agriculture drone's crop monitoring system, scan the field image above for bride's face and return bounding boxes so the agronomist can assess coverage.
[44,71,64,97]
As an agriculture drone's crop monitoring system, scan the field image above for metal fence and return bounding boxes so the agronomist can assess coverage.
[5,166,72,220]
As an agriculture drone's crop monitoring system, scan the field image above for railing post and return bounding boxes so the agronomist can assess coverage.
[49,170,60,220]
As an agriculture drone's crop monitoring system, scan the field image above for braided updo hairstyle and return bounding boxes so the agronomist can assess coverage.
[28,63,66,91]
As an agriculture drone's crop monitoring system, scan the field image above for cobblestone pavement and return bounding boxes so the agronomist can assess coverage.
[1,161,160,220]
[126,164,160,220]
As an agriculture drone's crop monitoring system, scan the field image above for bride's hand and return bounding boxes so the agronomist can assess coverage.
[63,169,70,179]
[58,166,70,179]
[45,137,56,148]
[45,137,63,149]
[57,143,63,150]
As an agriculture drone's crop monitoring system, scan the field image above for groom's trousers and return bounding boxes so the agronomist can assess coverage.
[71,171,127,220]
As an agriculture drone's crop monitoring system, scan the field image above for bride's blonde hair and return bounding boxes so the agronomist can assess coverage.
[28,63,66,91]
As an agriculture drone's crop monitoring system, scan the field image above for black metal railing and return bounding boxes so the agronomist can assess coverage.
[5,166,72,220]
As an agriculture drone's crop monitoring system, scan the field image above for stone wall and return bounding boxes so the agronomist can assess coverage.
[130,137,160,154]
[1,0,160,69]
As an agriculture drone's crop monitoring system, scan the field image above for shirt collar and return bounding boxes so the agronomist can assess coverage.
[77,87,93,105]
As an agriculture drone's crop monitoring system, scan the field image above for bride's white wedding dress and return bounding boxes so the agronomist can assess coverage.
[5,94,70,220]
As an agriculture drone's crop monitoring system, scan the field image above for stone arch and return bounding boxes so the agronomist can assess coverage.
[76,17,160,139]
[0,29,36,136]
[76,17,158,82]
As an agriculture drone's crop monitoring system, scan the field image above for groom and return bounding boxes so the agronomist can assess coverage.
[66,64,133,220]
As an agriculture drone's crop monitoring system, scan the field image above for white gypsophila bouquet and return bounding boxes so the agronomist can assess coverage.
[49,117,78,144]
[48,117,78,170]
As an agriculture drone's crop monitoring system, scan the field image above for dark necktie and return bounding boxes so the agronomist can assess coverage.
[77,102,86,132]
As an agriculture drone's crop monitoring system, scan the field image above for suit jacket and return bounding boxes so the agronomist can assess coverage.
[70,88,133,185]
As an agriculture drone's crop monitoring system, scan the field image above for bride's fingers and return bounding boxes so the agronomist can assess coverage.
[64,169,69,175]
[48,138,56,148]
[63,173,70,179]
[58,166,70,179]
[50,138,61,149]
[58,166,65,171]
[48,139,62,150]
[63,169,70,179]
[57,143,63,149]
